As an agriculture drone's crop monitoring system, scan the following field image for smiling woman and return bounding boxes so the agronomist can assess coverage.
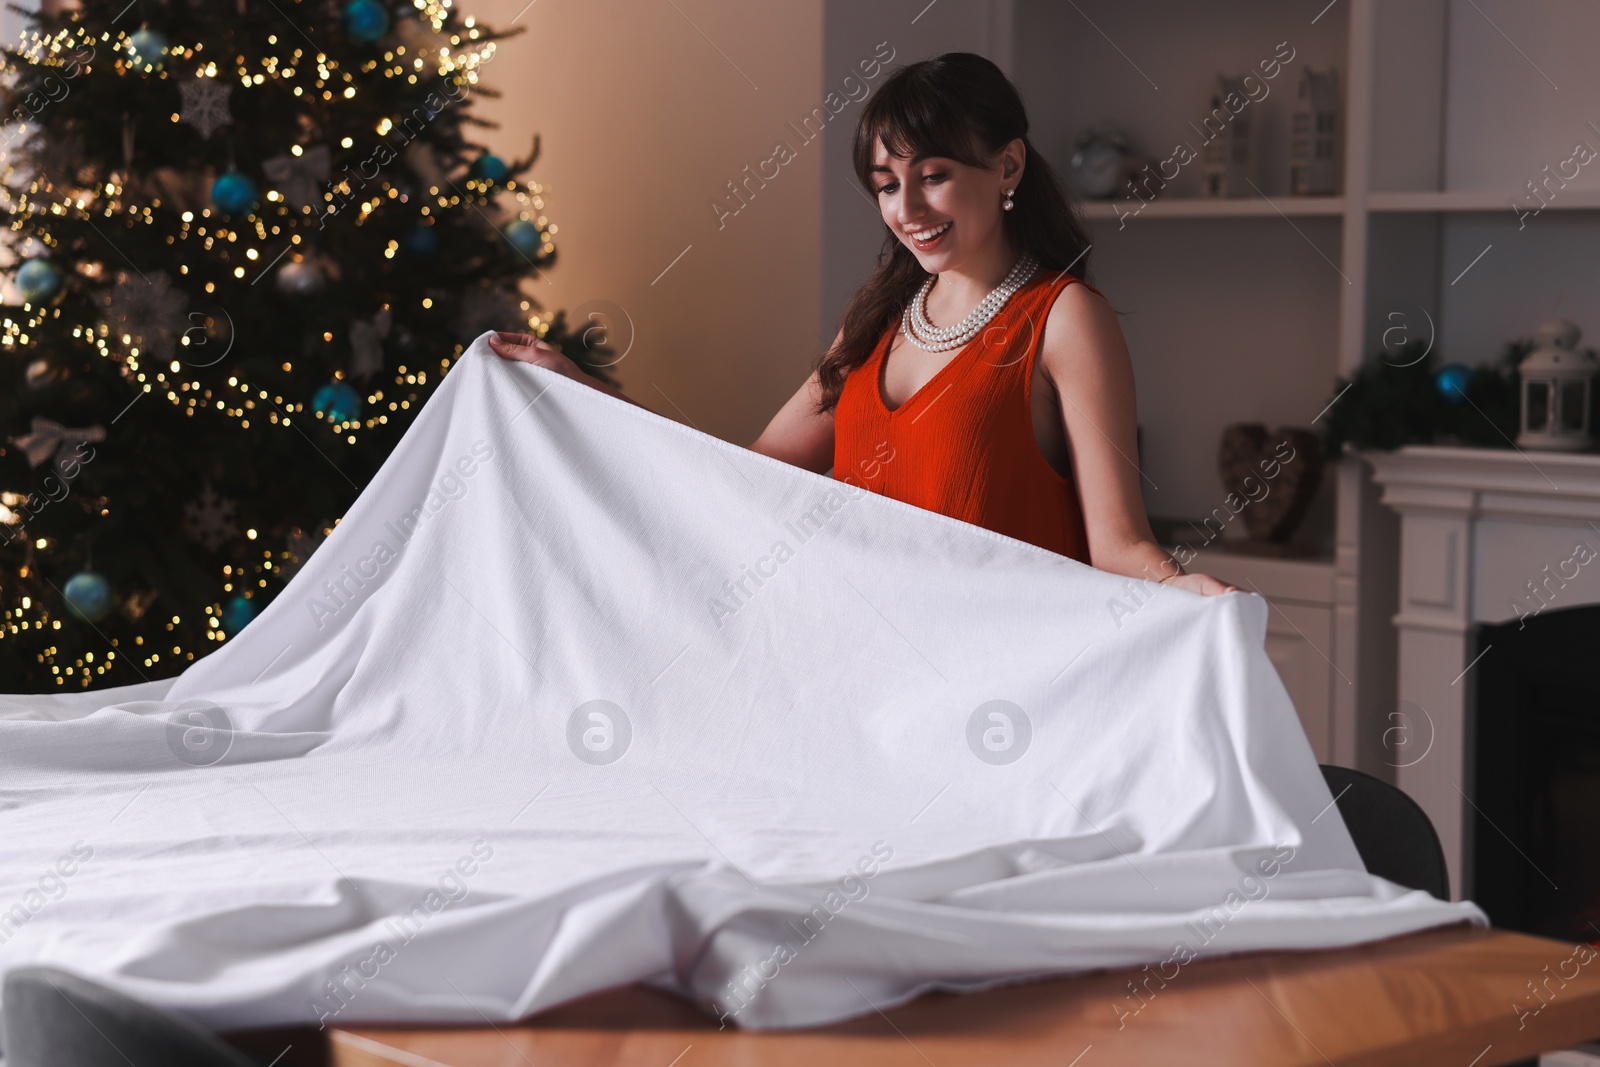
[487,53,1234,596]
[760,52,1236,596]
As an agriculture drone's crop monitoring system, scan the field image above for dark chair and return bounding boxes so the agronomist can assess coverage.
[1319,764,1451,901]
[2,965,257,1067]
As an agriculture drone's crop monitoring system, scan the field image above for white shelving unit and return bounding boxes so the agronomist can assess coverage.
[1007,0,1600,775]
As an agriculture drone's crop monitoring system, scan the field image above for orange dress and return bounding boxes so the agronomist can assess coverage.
[832,272,1098,563]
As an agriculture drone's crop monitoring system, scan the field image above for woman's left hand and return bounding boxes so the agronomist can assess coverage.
[488,332,577,375]
[1162,572,1239,596]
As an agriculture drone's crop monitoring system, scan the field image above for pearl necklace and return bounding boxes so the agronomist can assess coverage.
[900,252,1040,352]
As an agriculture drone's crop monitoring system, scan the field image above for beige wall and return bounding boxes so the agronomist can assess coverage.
[470,0,825,447]
[820,0,1009,342]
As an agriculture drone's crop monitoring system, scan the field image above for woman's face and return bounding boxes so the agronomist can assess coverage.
[869,137,1021,273]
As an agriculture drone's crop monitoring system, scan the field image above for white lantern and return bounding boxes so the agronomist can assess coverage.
[1516,319,1596,452]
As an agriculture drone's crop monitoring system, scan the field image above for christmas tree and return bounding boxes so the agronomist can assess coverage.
[0,0,613,690]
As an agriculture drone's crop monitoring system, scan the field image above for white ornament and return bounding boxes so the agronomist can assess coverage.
[454,286,525,341]
[108,270,190,359]
[178,78,232,140]
[349,307,393,381]
[1517,319,1597,452]
[275,258,327,297]
[263,145,331,211]
[182,484,239,552]
[9,416,104,474]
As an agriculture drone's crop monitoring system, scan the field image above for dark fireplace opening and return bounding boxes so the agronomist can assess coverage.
[1471,603,1600,942]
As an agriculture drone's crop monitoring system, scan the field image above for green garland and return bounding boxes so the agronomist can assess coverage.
[1318,341,1529,460]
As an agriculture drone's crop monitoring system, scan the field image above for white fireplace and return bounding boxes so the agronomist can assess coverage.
[1364,445,1600,902]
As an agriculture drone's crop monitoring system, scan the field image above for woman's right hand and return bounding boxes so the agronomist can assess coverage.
[489,330,659,415]
[487,332,577,378]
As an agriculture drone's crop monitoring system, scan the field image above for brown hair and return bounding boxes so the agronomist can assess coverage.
[814,52,1094,414]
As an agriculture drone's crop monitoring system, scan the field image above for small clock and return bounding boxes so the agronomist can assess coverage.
[1071,126,1132,200]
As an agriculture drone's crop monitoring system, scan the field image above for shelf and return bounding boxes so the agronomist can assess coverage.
[1080,190,1600,218]
[1367,189,1600,213]
[1080,196,1345,221]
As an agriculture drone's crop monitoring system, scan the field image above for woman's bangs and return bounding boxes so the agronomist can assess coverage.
[858,92,981,182]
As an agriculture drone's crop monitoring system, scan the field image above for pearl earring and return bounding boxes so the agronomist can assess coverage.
[1002,188,1015,211]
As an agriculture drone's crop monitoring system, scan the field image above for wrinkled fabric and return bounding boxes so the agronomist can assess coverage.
[0,332,1486,1043]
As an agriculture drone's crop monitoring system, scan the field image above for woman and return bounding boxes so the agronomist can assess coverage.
[490,52,1235,596]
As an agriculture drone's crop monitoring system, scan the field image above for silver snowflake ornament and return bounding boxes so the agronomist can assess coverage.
[107,271,190,360]
[178,78,232,139]
[454,286,526,342]
[263,144,331,212]
[182,484,238,553]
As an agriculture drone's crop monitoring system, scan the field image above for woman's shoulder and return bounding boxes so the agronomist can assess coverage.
[1035,272,1120,370]
[1032,267,1103,301]
[1033,271,1107,326]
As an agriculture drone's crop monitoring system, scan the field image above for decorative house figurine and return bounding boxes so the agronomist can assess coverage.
[1290,68,1342,195]
[1200,74,1256,198]
[1517,319,1597,452]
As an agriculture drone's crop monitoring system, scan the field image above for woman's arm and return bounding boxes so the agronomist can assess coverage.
[747,329,841,474]
[749,368,835,474]
[1038,286,1237,596]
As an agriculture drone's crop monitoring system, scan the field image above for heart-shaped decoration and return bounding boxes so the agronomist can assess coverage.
[1217,423,1324,544]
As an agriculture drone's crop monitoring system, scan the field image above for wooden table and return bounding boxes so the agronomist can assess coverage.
[227,923,1600,1067]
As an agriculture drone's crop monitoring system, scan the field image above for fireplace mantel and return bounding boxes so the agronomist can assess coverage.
[1364,444,1600,901]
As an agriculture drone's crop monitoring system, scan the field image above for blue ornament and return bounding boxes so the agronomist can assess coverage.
[500,218,543,259]
[402,223,439,258]
[313,380,362,424]
[125,29,169,72]
[211,171,259,216]
[469,154,509,183]
[221,595,258,635]
[344,0,390,44]
[16,257,63,305]
[1436,362,1472,403]
[63,571,113,622]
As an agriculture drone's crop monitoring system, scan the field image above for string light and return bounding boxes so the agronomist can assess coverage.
[0,6,556,687]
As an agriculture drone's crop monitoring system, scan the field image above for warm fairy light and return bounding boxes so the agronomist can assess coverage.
[0,6,545,688]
